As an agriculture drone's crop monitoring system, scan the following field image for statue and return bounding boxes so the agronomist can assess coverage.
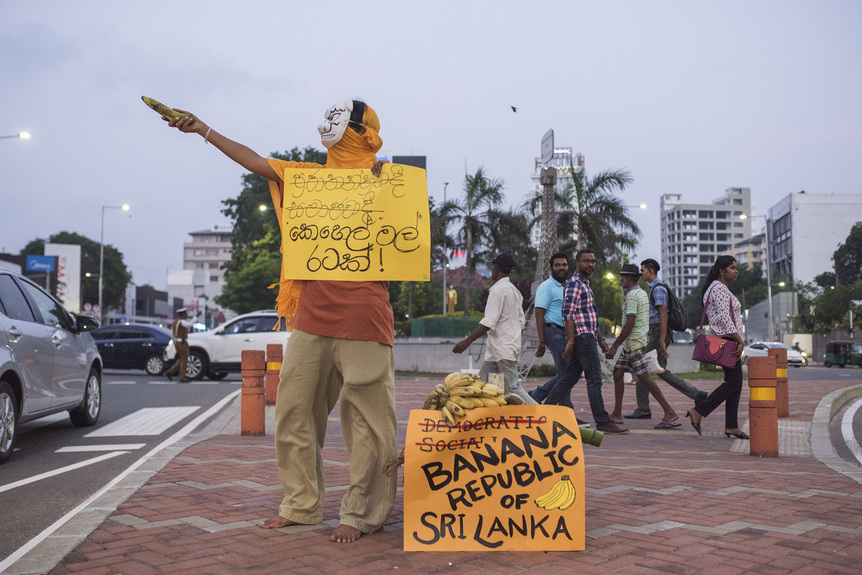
[446,284,458,314]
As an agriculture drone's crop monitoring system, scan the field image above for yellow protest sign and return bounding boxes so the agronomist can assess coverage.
[404,405,586,551]
[280,164,430,281]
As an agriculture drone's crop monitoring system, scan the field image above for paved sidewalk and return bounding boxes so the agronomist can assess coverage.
[8,374,862,575]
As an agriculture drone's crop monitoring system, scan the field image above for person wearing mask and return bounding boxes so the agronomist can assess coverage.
[167,99,396,543]
[686,255,748,439]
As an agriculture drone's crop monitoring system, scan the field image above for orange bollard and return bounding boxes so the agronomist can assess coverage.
[768,347,789,417]
[241,350,266,436]
[748,356,778,457]
[265,344,282,406]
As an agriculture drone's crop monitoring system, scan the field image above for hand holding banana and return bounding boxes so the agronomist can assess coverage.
[141,96,209,137]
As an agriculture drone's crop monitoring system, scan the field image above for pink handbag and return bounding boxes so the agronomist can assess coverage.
[692,287,739,368]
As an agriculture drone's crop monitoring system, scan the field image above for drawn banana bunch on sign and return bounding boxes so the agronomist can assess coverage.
[534,474,577,511]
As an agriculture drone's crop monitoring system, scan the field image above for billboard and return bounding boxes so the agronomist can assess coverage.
[44,243,81,314]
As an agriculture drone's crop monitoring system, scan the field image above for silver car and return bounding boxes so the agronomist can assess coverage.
[743,341,806,367]
[0,270,102,464]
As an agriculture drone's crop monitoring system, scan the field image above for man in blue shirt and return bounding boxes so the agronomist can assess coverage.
[624,259,707,419]
[529,252,589,426]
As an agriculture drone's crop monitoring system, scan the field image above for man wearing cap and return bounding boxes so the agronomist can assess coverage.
[605,264,679,429]
[623,259,707,419]
[167,99,396,543]
[545,249,627,433]
[453,253,537,405]
[164,307,197,383]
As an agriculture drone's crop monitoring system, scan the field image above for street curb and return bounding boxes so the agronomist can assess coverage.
[810,383,862,485]
[4,397,241,575]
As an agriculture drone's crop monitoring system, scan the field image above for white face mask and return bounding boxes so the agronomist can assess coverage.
[318,100,353,149]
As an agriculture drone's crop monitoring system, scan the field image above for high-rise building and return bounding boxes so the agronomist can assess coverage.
[660,187,752,297]
[768,192,862,285]
[167,224,234,323]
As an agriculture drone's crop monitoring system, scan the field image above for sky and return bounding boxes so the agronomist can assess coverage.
[1,0,860,291]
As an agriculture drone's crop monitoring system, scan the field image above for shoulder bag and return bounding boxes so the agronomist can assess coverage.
[691,285,738,368]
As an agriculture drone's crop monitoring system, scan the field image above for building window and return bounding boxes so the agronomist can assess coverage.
[208,262,219,269]
[210,275,220,283]
[700,244,714,252]
[698,210,714,218]
[699,233,714,241]
[699,222,714,230]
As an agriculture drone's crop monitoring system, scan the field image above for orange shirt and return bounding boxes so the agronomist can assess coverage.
[266,156,394,346]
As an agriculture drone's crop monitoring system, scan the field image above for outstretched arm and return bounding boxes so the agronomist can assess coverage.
[168,111,278,181]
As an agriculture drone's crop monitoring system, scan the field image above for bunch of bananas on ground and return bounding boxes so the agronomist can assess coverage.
[424,371,525,427]
[141,96,187,121]
[534,474,577,511]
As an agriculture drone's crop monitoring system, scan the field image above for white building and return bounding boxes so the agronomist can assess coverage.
[167,224,235,323]
[733,230,767,279]
[768,192,862,285]
[660,187,752,297]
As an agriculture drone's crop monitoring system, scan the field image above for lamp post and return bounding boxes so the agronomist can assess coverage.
[1,132,31,140]
[99,204,130,323]
[442,182,449,314]
[740,213,775,341]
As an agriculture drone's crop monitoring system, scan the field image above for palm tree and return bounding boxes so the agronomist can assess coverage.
[524,163,641,261]
[438,167,505,314]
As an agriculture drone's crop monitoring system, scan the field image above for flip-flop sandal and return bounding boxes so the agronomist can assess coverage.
[655,421,682,429]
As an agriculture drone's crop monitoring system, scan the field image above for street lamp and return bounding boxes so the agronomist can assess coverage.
[740,213,776,341]
[99,204,130,323]
[441,182,449,314]
[1,132,31,140]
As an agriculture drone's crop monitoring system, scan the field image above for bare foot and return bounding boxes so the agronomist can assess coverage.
[609,413,623,424]
[259,516,301,529]
[329,524,362,543]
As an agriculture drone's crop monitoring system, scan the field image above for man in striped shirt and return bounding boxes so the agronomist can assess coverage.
[545,249,629,434]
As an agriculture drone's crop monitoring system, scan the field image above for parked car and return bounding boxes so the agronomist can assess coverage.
[0,269,102,464]
[743,341,806,367]
[91,324,172,375]
[163,310,289,380]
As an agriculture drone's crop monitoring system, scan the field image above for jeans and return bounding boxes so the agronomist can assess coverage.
[545,332,610,426]
[634,324,702,411]
[479,359,537,405]
[529,324,573,409]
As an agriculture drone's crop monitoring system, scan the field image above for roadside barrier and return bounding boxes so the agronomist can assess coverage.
[266,344,282,406]
[241,350,266,436]
[768,347,789,417]
[748,356,778,457]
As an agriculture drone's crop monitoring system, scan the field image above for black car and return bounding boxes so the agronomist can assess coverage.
[91,324,172,375]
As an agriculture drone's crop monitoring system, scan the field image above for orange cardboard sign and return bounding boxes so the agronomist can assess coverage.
[403,405,585,551]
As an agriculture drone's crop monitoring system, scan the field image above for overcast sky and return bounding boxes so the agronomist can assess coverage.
[1,0,860,291]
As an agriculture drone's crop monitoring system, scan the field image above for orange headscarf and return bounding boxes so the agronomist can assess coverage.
[270,102,382,329]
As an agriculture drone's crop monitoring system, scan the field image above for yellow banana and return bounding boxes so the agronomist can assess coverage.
[443,372,462,387]
[141,96,187,121]
[466,397,486,408]
[446,375,475,390]
[535,475,576,510]
[451,397,476,410]
[441,406,457,427]
[478,389,503,398]
[450,386,481,397]
[446,401,466,417]
[479,398,499,407]
[483,384,505,395]
[492,396,508,406]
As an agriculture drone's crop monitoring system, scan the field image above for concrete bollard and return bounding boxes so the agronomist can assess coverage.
[241,350,266,436]
[265,344,283,407]
[747,356,778,457]
[768,347,789,417]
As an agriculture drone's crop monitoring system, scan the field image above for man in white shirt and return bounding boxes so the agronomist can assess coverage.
[453,253,537,404]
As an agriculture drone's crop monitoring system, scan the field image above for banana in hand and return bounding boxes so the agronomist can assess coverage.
[141,96,187,121]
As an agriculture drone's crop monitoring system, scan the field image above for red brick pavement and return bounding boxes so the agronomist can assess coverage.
[47,375,862,574]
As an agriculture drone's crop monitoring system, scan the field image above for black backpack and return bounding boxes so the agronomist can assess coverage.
[648,282,688,334]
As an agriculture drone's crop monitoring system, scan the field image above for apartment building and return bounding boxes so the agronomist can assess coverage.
[660,187,752,297]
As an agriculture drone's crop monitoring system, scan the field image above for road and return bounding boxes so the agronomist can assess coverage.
[0,369,241,563]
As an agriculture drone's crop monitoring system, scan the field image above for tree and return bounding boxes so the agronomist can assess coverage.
[833,222,862,285]
[21,232,131,313]
[562,165,641,261]
[216,147,327,312]
[486,207,536,281]
[438,167,505,315]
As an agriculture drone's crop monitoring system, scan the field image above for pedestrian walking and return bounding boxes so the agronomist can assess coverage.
[164,307,197,383]
[686,255,748,439]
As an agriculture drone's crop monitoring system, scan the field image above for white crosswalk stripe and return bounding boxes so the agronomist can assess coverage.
[85,407,200,437]
[57,444,147,452]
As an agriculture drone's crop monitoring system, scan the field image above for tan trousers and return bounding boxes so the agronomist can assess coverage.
[275,329,397,533]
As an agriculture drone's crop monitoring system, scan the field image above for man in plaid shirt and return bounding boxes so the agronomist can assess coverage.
[545,249,629,434]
